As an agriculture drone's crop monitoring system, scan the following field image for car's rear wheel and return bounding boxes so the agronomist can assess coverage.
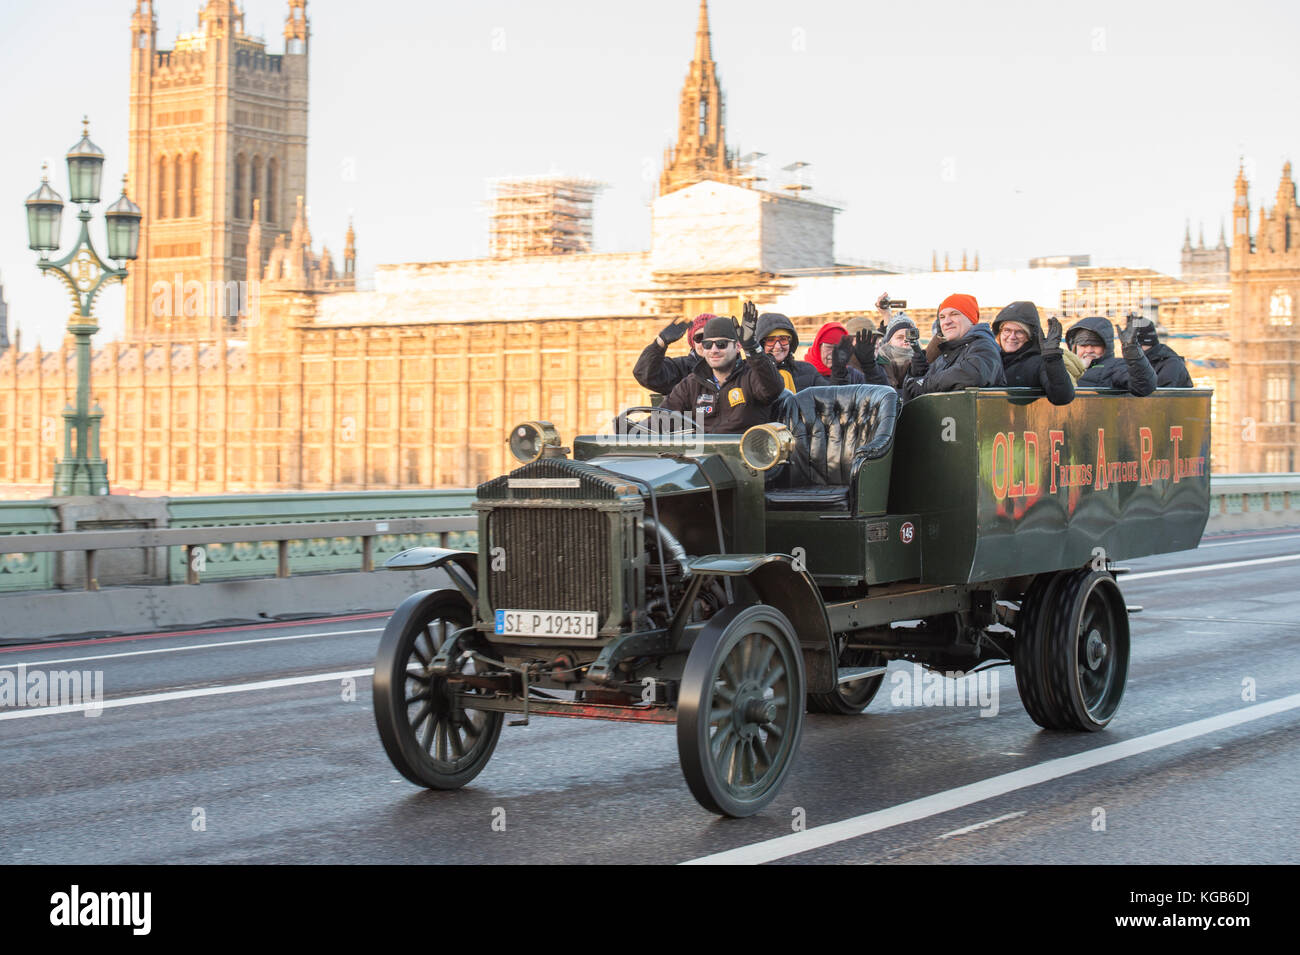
[1016,569,1129,731]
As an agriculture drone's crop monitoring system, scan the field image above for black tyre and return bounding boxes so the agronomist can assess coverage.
[808,647,886,715]
[677,603,805,817]
[373,589,504,789]
[1018,569,1130,731]
[1013,571,1068,730]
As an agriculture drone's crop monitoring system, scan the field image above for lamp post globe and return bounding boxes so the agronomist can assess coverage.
[105,180,142,262]
[25,166,64,253]
[66,116,105,205]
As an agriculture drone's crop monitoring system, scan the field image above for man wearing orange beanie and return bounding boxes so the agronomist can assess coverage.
[902,293,1005,400]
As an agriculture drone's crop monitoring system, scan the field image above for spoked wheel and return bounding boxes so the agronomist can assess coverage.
[677,604,805,817]
[1017,569,1129,731]
[373,589,504,789]
[808,646,886,715]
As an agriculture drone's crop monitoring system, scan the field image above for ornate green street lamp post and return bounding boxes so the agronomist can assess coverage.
[25,118,141,496]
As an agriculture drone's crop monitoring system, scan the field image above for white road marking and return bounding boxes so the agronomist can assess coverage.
[938,810,1026,840]
[2,627,383,668]
[680,693,1300,865]
[1198,532,1300,549]
[0,667,374,721]
[1125,554,1300,581]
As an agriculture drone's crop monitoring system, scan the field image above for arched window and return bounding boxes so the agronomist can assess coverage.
[1270,289,1293,326]
[234,154,246,220]
[157,155,169,220]
[250,155,262,220]
[265,157,277,224]
[189,154,201,217]
[173,152,185,219]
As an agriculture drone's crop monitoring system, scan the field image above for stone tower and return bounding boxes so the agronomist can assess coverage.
[1180,218,1229,285]
[0,272,9,354]
[1228,161,1300,472]
[125,0,310,339]
[659,0,741,196]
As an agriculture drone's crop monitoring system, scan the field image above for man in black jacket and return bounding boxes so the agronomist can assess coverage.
[902,293,1006,400]
[661,315,783,433]
[992,301,1074,405]
[1135,323,1194,387]
[1065,315,1158,396]
[633,313,711,396]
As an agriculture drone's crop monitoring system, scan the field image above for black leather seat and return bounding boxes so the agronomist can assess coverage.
[764,385,900,511]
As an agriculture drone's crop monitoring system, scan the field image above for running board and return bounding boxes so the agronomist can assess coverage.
[838,665,888,685]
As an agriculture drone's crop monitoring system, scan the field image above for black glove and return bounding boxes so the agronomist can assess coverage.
[909,343,928,377]
[853,329,878,367]
[657,318,688,347]
[733,317,757,358]
[877,318,888,338]
[1116,314,1151,354]
[831,336,852,380]
[740,302,759,353]
[1042,317,1063,356]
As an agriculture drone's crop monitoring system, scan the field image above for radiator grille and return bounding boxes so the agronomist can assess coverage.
[487,507,613,622]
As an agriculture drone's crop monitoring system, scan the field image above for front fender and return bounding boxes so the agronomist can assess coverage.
[383,547,477,602]
[687,553,836,694]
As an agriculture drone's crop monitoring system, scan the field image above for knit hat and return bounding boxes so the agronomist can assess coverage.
[883,314,918,343]
[939,293,980,324]
[700,315,738,342]
[1069,328,1105,348]
[690,313,715,341]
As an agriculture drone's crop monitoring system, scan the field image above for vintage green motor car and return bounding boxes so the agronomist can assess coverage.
[372,384,1212,817]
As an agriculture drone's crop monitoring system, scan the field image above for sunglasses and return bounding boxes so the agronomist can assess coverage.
[700,339,734,351]
[762,335,792,345]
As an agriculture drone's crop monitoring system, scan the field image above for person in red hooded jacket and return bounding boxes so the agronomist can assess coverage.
[807,321,886,386]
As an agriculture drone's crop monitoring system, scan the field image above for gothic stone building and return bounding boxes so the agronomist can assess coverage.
[1,2,1295,493]
[1229,162,1300,472]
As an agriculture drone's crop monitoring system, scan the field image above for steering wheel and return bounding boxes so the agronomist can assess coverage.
[611,406,701,438]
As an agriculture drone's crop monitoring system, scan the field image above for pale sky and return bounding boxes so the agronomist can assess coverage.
[2,0,1297,348]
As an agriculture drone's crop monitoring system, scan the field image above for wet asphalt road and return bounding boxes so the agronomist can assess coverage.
[2,530,1298,865]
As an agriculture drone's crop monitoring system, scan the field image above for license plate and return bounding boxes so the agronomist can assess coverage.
[495,609,599,638]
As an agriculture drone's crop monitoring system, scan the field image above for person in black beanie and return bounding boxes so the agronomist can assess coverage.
[1134,322,1194,387]
[661,314,783,433]
[992,301,1074,405]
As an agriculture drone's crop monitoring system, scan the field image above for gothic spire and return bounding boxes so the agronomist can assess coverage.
[694,0,713,65]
